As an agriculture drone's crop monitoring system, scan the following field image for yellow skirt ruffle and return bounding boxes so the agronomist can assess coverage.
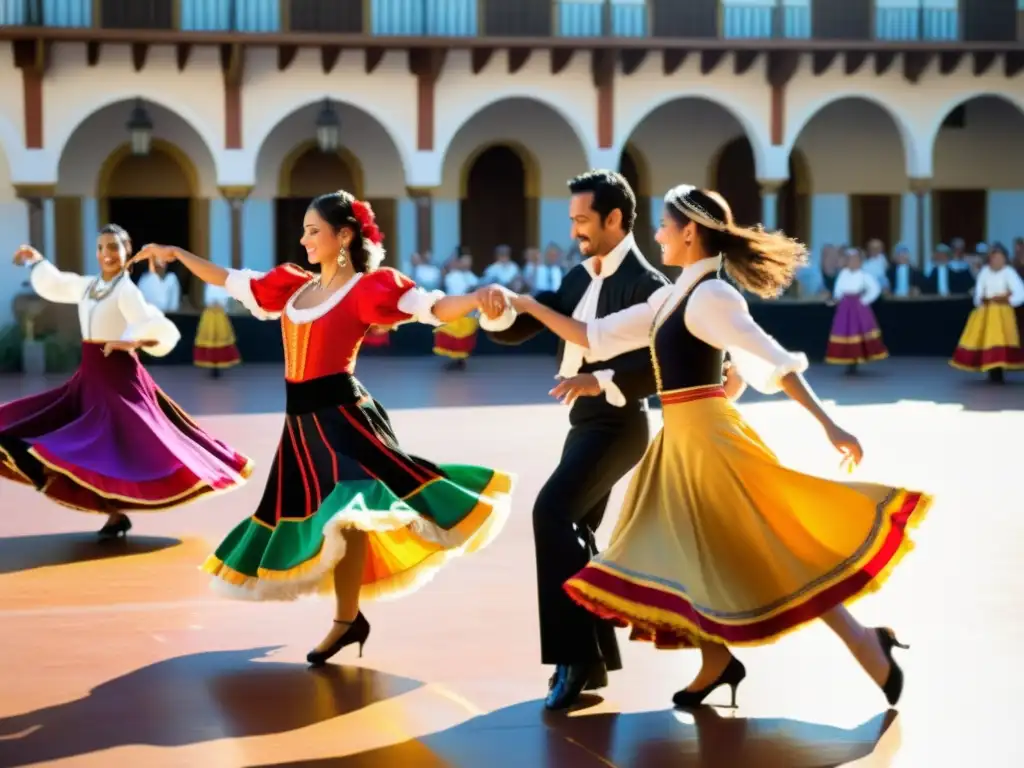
[565,385,930,649]
[433,316,479,359]
[949,302,1024,372]
[194,306,241,369]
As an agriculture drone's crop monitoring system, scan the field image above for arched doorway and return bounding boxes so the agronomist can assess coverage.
[714,137,808,242]
[932,95,1024,249]
[460,144,532,270]
[276,142,362,268]
[619,145,658,265]
[791,97,909,254]
[99,139,204,307]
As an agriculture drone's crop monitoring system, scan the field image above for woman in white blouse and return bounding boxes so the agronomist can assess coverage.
[825,248,888,374]
[502,186,930,710]
[2,225,252,540]
[950,243,1024,383]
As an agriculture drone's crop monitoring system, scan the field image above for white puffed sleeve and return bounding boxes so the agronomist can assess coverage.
[1006,267,1024,308]
[685,281,808,394]
[479,306,517,332]
[117,279,181,358]
[395,287,445,326]
[584,284,673,361]
[859,271,882,305]
[224,268,280,320]
[29,260,93,305]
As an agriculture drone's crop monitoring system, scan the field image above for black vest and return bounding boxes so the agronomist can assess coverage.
[651,272,724,392]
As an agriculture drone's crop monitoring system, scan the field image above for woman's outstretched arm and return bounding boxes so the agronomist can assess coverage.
[134,245,228,286]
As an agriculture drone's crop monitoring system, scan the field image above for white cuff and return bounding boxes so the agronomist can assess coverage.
[479,305,517,332]
[121,315,181,358]
[729,348,809,395]
[397,286,445,326]
[225,268,280,320]
[592,369,627,407]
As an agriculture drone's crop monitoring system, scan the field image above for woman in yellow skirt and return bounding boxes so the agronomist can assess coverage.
[434,254,480,370]
[194,283,241,377]
[950,244,1024,384]
[509,186,931,710]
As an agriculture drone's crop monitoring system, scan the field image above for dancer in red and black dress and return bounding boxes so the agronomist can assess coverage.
[135,191,515,664]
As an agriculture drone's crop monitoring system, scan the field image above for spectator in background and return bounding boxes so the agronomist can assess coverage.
[532,244,564,294]
[948,238,970,273]
[967,243,987,280]
[862,238,889,289]
[884,244,923,298]
[433,253,481,371]
[797,244,842,299]
[921,244,974,297]
[410,251,442,291]
[481,245,521,288]
[138,255,181,312]
[521,247,541,292]
[1013,237,1024,273]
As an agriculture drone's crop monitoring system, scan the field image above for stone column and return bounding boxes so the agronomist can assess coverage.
[909,178,931,268]
[13,184,54,255]
[407,187,433,255]
[759,180,784,231]
[220,186,253,271]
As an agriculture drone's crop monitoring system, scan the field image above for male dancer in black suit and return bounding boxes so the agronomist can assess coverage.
[483,170,669,710]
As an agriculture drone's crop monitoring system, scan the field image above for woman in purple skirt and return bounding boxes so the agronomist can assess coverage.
[2,225,252,539]
[825,247,889,374]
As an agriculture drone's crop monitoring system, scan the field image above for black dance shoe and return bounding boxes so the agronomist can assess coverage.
[97,516,132,541]
[306,612,371,667]
[672,656,746,709]
[545,663,601,711]
[875,627,910,706]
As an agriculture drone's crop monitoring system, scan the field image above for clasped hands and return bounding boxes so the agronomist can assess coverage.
[472,284,529,320]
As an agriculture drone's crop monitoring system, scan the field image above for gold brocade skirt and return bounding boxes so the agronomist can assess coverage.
[194,306,241,369]
[949,301,1024,372]
[564,385,931,649]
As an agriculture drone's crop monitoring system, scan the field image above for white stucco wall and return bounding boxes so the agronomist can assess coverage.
[0,43,1022,320]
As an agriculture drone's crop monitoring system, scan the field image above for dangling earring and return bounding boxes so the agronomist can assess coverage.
[337,247,347,268]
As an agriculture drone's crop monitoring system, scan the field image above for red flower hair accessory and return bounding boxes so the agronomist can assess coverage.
[351,200,384,245]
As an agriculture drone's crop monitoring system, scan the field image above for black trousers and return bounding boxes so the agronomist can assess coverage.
[533,402,651,669]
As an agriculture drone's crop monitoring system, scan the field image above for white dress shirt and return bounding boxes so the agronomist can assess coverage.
[30,260,180,357]
[927,264,951,296]
[833,268,882,305]
[973,265,1024,307]
[533,264,563,294]
[443,269,479,296]
[204,282,232,308]
[863,254,889,288]
[481,261,521,287]
[412,263,442,291]
[583,255,808,394]
[891,264,913,297]
[479,235,640,407]
[137,270,181,312]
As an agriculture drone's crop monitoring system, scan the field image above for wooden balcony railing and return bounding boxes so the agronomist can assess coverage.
[1,0,1020,43]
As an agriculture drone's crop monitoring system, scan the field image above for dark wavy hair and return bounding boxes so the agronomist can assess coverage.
[568,169,637,234]
[308,190,386,273]
[99,223,132,257]
[664,185,807,298]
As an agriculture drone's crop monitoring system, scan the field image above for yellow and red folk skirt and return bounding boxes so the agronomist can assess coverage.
[433,315,479,360]
[824,295,889,365]
[194,305,241,370]
[950,298,1024,372]
[563,384,931,650]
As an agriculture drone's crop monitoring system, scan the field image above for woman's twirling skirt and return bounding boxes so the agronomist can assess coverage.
[433,316,479,360]
[0,342,252,513]
[202,372,514,602]
[825,295,888,365]
[194,306,241,370]
[949,301,1024,372]
[564,385,930,649]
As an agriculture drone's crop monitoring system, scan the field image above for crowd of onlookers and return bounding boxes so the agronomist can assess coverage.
[410,243,581,297]
[791,236,1024,303]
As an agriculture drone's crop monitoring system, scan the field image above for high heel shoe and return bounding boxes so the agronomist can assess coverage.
[97,516,132,540]
[306,612,371,667]
[672,656,746,709]
[875,627,910,706]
